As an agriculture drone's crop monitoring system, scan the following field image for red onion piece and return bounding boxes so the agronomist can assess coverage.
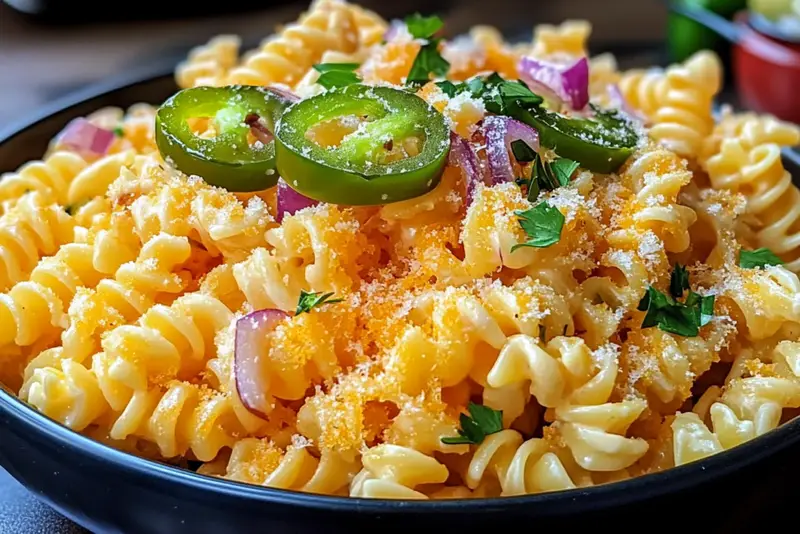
[265,86,300,103]
[277,178,319,222]
[483,116,540,185]
[56,118,116,157]
[606,84,647,122]
[519,56,590,111]
[234,308,289,418]
[449,132,483,208]
[383,19,406,42]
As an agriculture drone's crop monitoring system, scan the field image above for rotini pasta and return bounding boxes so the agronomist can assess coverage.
[5,0,800,503]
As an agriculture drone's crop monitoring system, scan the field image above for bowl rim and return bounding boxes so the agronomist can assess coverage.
[2,67,800,515]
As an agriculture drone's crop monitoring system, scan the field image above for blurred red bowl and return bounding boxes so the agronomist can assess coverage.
[733,11,800,123]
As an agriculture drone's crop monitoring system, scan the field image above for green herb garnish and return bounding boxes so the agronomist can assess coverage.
[295,290,344,315]
[549,158,580,187]
[113,126,124,137]
[404,13,444,39]
[510,139,537,163]
[434,72,543,117]
[524,154,579,201]
[511,201,564,251]
[638,265,715,337]
[738,248,784,269]
[669,263,690,299]
[405,14,450,85]
[441,402,503,445]
[314,63,362,90]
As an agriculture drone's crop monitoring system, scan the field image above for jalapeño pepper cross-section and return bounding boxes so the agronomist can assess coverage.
[156,85,293,192]
[274,84,451,205]
[518,103,639,174]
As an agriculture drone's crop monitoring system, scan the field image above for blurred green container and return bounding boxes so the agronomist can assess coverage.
[667,0,747,63]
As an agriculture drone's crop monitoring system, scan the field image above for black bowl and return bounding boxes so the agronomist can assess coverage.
[1,68,800,534]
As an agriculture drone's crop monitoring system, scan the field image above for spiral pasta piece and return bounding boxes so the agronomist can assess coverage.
[223,438,359,495]
[127,166,272,261]
[350,444,449,499]
[384,278,574,399]
[21,292,235,459]
[0,242,106,348]
[610,146,697,255]
[175,35,241,88]
[225,0,360,87]
[25,233,192,371]
[461,182,600,279]
[699,109,800,167]
[705,139,800,271]
[235,204,372,311]
[530,19,590,59]
[620,51,722,159]
[466,429,590,495]
[0,152,88,213]
[0,191,75,291]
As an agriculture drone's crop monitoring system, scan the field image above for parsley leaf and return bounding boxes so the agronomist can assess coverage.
[669,263,690,299]
[511,140,537,163]
[738,248,784,269]
[113,126,124,137]
[313,62,360,73]
[404,13,449,86]
[437,72,543,117]
[404,13,443,39]
[523,154,579,201]
[685,291,715,327]
[441,402,503,445]
[407,44,450,86]
[549,158,580,187]
[313,63,361,90]
[295,290,344,315]
[638,265,715,337]
[435,80,458,97]
[511,202,564,251]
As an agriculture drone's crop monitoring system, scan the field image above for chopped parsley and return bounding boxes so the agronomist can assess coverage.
[295,290,344,315]
[638,264,715,337]
[313,63,362,90]
[510,139,537,163]
[404,13,444,39]
[524,154,580,201]
[441,402,503,445]
[669,263,690,299]
[113,126,124,137]
[511,201,564,251]
[549,158,580,187]
[436,72,543,119]
[738,248,783,269]
[405,14,450,85]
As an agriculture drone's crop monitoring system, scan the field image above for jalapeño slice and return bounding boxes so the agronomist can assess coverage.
[517,103,639,174]
[156,85,293,192]
[274,84,450,205]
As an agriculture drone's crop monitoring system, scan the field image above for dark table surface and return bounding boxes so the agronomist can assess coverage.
[0,468,86,534]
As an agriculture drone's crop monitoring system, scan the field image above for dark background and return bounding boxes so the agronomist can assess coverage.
[0,0,668,125]
[0,0,665,532]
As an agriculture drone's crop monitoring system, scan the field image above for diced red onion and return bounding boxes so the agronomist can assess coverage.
[383,19,406,42]
[606,84,646,122]
[234,308,289,418]
[56,118,116,157]
[519,56,590,111]
[265,86,300,103]
[277,178,319,222]
[483,116,539,185]
[449,132,483,208]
